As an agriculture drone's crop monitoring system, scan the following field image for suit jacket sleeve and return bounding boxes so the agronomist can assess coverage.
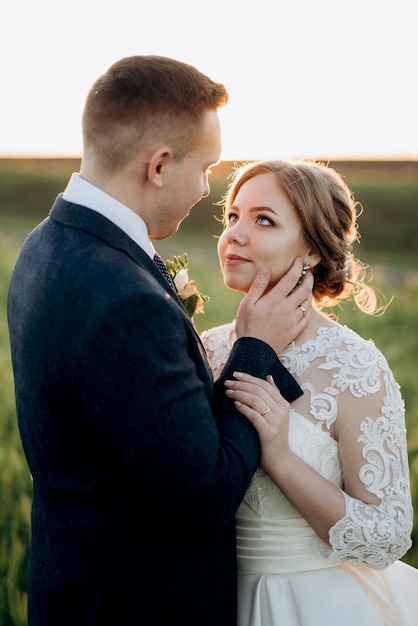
[81,278,303,537]
[215,336,303,404]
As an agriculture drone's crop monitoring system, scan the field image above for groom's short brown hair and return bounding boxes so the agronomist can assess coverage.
[82,55,228,172]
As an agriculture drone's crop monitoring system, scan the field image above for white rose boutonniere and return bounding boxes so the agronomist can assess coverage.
[165,253,209,317]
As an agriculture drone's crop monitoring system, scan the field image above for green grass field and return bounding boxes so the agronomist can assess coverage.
[0,158,417,625]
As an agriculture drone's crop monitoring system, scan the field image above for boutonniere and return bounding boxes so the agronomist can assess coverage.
[165,253,209,317]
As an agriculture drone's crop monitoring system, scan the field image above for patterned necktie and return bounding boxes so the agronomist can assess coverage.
[153,253,174,287]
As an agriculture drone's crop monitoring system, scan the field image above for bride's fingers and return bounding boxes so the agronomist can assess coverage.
[225,387,272,416]
[228,372,281,399]
[232,399,273,431]
[266,374,276,388]
[233,371,278,388]
[225,373,285,410]
[232,394,290,444]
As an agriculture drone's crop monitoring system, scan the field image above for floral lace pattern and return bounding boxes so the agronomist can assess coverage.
[201,321,413,569]
[243,467,280,517]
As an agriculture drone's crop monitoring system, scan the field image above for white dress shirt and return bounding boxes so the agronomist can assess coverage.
[62,173,154,259]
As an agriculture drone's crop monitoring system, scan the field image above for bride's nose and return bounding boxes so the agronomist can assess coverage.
[226,222,247,245]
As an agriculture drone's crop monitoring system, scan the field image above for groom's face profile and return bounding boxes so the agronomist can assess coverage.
[149,109,222,240]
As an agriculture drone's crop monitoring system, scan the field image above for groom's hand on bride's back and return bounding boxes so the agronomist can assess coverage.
[235,257,313,354]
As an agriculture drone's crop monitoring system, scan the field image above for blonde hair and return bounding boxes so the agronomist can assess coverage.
[223,159,383,315]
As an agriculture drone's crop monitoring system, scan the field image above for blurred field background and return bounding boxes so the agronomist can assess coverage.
[0,157,417,625]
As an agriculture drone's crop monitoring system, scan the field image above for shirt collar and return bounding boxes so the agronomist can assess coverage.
[62,173,155,259]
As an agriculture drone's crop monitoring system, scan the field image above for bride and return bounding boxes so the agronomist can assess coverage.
[201,159,418,625]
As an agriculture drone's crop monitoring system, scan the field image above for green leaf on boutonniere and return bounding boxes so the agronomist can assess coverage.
[165,253,209,317]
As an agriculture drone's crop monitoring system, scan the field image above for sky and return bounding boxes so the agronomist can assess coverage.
[1,0,417,161]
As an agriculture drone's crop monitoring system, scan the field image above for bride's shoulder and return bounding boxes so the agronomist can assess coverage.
[200,320,236,348]
[308,317,387,369]
[200,321,236,375]
[293,312,382,360]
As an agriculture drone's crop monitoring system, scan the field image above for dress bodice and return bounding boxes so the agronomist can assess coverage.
[237,410,342,574]
[201,320,413,570]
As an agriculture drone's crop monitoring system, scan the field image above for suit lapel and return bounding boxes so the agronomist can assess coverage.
[49,196,208,345]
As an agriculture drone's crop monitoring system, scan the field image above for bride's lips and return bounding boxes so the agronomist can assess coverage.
[224,254,250,266]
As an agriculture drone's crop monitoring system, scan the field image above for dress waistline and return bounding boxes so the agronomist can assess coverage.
[236,514,340,575]
[237,551,341,574]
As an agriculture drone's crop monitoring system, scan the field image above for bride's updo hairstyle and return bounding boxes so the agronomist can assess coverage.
[222,159,381,314]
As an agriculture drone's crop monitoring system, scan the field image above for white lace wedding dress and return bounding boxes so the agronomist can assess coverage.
[201,321,418,626]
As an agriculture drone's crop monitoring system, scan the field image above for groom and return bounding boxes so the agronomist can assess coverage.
[8,55,312,626]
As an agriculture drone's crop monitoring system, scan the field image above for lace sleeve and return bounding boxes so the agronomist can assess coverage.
[322,344,413,569]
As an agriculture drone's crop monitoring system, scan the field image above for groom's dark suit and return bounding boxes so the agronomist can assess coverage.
[8,196,301,626]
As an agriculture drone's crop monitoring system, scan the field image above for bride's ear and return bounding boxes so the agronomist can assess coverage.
[304,249,321,269]
[147,147,172,188]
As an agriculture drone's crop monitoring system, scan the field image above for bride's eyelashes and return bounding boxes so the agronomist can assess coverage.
[225,211,275,227]
[255,214,275,226]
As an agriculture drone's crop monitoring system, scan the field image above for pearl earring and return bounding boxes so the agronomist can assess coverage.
[302,261,311,272]
[296,261,311,286]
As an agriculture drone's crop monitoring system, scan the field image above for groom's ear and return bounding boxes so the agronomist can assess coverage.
[147,147,172,188]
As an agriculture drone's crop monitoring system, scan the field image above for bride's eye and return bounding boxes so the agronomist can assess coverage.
[226,211,238,224]
[256,215,274,226]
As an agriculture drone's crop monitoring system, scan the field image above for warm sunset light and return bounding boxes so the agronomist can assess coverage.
[2,4,418,624]
[1,0,417,161]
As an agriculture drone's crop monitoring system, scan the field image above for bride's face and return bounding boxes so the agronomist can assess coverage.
[218,172,309,293]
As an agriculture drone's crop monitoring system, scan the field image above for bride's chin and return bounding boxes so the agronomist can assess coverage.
[225,279,250,293]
